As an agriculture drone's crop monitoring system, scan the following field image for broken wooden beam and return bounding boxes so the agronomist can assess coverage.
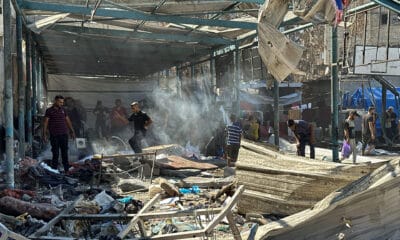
[150,185,245,240]
[117,193,161,239]
[178,176,234,189]
[29,195,83,239]
[0,196,61,221]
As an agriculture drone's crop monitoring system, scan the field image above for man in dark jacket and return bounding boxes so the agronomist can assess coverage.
[128,102,152,153]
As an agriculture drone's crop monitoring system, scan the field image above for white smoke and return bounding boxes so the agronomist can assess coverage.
[144,87,228,153]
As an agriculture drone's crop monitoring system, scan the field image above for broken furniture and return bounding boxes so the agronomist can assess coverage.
[96,151,157,184]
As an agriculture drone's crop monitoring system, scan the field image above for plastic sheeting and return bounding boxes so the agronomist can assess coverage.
[342,87,400,136]
[343,87,399,114]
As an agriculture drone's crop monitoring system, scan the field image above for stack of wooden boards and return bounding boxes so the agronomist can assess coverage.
[236,140,386,216]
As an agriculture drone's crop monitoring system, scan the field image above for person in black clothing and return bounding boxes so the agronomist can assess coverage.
[93,100,108,138]
[64,97,82,137]
[128,102,153,153]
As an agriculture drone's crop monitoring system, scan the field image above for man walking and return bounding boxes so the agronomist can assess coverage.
[362,106,376,155]
[343,110,360,163]
[225,114,242,167]
[287,119,315,159]
[128,102,152,153]
[43,95,76,172]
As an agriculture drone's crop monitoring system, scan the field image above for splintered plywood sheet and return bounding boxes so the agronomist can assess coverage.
[255,158,400,240]
[156,155,218,170]
[258,22,304,82]
[236,140,386,215]
[257,0,303,82]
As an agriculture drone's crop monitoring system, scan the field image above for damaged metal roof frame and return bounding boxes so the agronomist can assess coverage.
[16,0,270,77]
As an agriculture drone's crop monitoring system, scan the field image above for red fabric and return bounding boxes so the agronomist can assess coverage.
[1,189,36,199]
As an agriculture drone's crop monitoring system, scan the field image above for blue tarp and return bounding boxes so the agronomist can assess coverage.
[342,87,400,136]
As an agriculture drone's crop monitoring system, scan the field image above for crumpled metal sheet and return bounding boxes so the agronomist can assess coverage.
[292,0,336,24]
[257,0,304,82]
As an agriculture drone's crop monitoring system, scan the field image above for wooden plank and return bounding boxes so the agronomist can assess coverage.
[226,211,242,240]
[150,185,245,240]
[178,176,234,188]
[236,140,385,215]
[155,155,218,170]
[117,193,161,239]
[255,158,400,239]
[60,208,222,220]
[204,185,245,234]
[30,195,84,239]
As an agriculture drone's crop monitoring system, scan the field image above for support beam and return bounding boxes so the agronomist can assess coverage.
[4,0,15,188]
[25,31,33,154]
[32,47,38,124]
[38,56,43,112]
[346,2,378,16]
[210,52,216,94]
[372,0,400,14]
[50,25,233,45]
[234,45,241,116]
[26,36,34,149]
[17,15,26,160]
[30,41,37,127]
[382,85,388,143]
[20,0,258,29]
[331,25,339,162]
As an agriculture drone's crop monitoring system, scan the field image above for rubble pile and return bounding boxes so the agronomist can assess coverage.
[0,144,254,239]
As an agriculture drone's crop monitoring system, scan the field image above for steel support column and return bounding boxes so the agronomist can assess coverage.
[233,45,241,116]
[382,86,387,142]
[38,56,43,108]
[331,26,339,162]
[176,66,181,98]
[32,48,38,119]
[210,52,215,96]
[26,36,33,149]
[274,78,280,147]
[17,15,25,159]
[4,0,15,188]
[191,64,195,86]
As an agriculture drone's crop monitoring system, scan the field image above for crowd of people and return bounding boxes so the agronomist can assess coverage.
[42,93,400,172]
